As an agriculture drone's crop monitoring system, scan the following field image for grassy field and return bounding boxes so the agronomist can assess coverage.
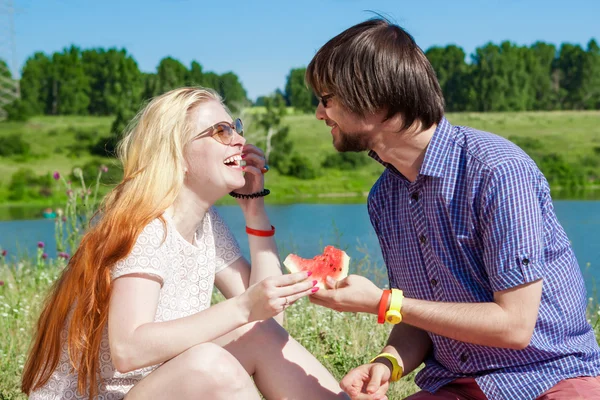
[0,252,423,399]
[1,110,600,208]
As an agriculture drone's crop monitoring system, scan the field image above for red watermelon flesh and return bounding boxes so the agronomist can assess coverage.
[283,246,350,289]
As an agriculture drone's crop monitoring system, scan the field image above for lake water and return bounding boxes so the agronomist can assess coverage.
[1,201,599,294]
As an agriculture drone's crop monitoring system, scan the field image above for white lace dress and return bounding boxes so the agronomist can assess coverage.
[30,207,242,399]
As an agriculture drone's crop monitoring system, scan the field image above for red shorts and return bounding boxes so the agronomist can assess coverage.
[404,376,600,399]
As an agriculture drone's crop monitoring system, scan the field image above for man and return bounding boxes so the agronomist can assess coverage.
[306,18,600,400]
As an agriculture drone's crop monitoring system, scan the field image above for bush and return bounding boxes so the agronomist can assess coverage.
[4,99,33,122]
[322,152,370,170]
[275,152,319,180]
[71,160,122,185]
[0,134,30,157]
[8,168,53,200]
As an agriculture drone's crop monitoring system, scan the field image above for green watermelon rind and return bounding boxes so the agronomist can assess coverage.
[283,246,350,289]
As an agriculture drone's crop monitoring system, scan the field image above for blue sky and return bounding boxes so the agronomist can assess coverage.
[6,0,600,100]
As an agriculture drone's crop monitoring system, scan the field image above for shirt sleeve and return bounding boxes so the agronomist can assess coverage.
[208,207,243,273]
[480,159,546,292]
[111,219,170,284]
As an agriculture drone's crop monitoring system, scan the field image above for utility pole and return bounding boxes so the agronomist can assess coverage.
[0,0,19,119]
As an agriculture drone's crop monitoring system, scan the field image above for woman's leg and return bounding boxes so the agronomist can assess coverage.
[213,318,349,400]
[125,342,261,400]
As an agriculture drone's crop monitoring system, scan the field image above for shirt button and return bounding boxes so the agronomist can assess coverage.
[411,192,419,202]
[522,258,530,266]
[419,234,427,244]
[460,353,469,363]
[430,279,438,287]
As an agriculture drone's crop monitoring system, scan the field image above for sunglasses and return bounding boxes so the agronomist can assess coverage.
[319,93,335,108]
[194,118,244,145]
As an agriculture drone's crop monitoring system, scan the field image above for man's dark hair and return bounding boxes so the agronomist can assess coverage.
[306,18,444,131]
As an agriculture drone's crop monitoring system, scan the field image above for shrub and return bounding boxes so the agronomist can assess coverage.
[322,152,370,170]
[0,134,30,157]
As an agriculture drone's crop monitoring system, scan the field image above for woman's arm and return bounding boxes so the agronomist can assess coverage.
[108,271,313,373]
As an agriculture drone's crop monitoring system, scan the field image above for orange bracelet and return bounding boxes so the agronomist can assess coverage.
[378,289,391,324]
[246,225,275,237]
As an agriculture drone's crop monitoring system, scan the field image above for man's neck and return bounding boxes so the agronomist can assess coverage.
[370,123,438,182]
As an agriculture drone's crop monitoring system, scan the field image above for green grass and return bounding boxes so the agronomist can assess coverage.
[1,111,600,206]
[0,251,421,399]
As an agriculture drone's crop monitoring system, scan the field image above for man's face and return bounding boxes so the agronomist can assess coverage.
[315,94,375,152]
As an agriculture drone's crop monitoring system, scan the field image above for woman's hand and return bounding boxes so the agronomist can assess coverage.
[237,144,267,195]
[238,271,318,322]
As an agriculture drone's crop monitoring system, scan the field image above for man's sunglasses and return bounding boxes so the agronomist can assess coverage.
[194,118,244,145]
[319,93,335,108]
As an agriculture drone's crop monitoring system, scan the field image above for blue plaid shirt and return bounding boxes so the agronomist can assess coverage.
[367,117,600,400]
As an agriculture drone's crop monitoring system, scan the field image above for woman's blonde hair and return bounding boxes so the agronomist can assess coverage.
[22,87,223,399]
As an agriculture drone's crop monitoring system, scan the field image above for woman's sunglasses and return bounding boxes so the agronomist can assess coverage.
[194,118,244,145]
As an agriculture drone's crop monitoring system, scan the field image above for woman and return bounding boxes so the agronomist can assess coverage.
[22,87,348,399]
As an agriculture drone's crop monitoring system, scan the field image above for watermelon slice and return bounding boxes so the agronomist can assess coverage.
[283,246,350,289]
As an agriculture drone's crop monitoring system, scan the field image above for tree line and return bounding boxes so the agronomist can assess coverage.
[2,37,600,122]
[279,39,600,113]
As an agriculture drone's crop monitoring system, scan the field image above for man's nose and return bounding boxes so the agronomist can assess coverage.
[315,102,327,120]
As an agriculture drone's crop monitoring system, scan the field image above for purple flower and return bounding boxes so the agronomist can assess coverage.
[1,250,6,257]
[62,216,67,222]
[58,252,70,260]
[37,241,45,249]
[53,171,60,180]
[42,253,48,260]
[0,280,3,286]
[66,189,73,197]
[100,165,108,173]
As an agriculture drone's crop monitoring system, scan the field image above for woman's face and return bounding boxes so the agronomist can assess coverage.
[184,100,246,194]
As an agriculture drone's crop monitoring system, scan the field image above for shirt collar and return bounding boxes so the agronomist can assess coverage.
[368,117,453,179]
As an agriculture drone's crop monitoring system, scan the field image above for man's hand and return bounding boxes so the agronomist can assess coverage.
[340,363,391,400]
[309,274,383,314]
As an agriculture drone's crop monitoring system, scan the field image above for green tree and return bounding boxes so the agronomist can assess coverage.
[556,43,586,109]
[186,61,204,86]
[49,46,90,115]
[581,39,600,109]
[156,57,188,94]
[218,72,249,112]
[285,67,314,113]
[19,52,52,115]
[425,45,473,111]
[82,48,143,115]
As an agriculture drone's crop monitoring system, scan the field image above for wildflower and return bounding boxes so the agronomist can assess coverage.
[37,241,45,249]
[42,253,48,260]
[53,171,60,180]
[58,252,70,260]
[66,189,73,197]
[1,250,6,257]
[0,281,3,286]
[73,168,83,179]
[100,165,108,173]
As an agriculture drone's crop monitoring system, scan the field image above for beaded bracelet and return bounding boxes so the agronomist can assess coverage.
[229,188,271,199]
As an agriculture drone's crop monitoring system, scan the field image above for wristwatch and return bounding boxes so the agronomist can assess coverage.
[385,289,404,324]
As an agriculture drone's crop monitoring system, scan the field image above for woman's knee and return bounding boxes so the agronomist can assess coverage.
[179,343,250,392]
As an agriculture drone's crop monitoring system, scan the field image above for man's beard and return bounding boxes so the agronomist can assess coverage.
[334,128,370,152]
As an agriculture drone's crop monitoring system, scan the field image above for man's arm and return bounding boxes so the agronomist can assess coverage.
[401,279,543,349]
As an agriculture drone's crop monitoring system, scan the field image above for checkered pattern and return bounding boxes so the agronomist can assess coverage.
[367,118,600,400]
